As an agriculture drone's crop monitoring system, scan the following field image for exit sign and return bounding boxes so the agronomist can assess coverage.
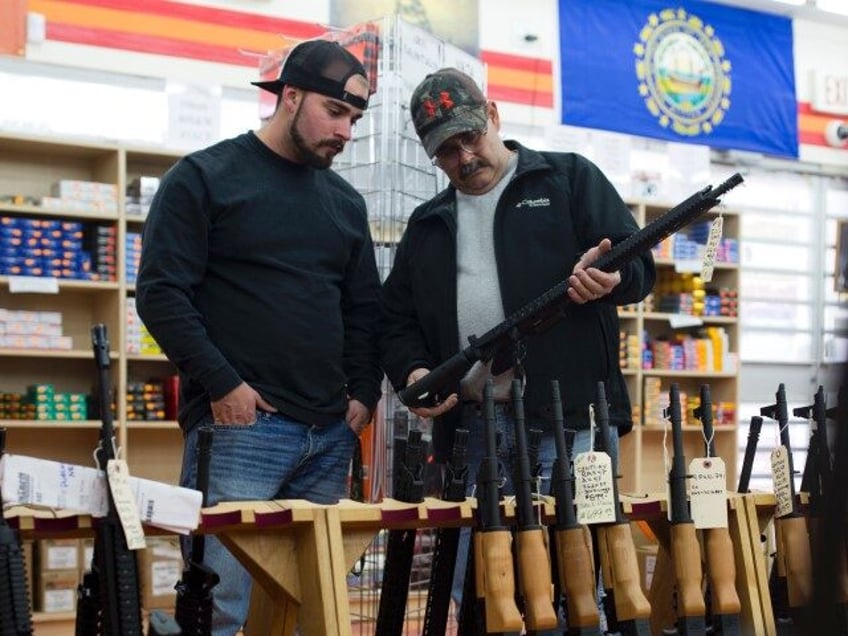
[812,70,848,115]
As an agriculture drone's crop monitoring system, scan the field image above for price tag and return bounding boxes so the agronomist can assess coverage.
[106,459,147,550]
[573,452,616,524]
[701,215,723,282]
[770,446,794,518]
[688,457,728,528]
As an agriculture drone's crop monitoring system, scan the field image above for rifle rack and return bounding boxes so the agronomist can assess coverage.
[6,492,782,636]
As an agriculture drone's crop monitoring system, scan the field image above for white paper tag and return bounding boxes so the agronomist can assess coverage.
[573,451,616,524]
[688,457,728,528]
[770,446,794,518]
[106,459,147,550]
[701,215,723,282]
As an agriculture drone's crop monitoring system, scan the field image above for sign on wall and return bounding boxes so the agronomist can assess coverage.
[559,0,798,158]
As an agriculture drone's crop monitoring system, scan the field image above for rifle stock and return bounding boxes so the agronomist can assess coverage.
[0,428,34,636]
[693,384,741,634]
[549,380,600,633]
[592,381,652,635]
[398,173,744,408]
[510,379,559,631]
[476,379,523,633]
[666,382,707,634]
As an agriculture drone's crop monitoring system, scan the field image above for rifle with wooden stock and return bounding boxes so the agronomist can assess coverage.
[692,383,741,635]
[509,378,559,632]
[422,427,469,636]
[375,421,426,636]
[664,382,707,635]
[473,379,523,634]
[548,380,600,634]
[761,382,813,634]
[399,173,744,410]
[592,381,652,635]
[0,428,34,636]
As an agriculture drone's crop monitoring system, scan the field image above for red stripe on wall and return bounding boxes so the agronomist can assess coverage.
[47,22,260,66]
[481,50,552,74]
[53,0,325,37]
[486,85,553,108]
[799,130,827,146]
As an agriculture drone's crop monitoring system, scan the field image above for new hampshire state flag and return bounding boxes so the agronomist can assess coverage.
[559,0,798,157]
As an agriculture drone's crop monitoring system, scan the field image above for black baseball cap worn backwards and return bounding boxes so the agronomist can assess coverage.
[252,39,369,110]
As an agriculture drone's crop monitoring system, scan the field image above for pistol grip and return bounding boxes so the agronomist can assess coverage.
[670,523,707,618]
[704,527,742,614]
[515,528,559,630]
[556,525,600,628]
[478,529,524,632]
[597,523,652,621]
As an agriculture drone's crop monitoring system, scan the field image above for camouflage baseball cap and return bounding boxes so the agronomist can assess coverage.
[410,68,488,158]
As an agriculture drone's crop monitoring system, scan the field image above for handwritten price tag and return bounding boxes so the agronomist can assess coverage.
[574,452,616,524]
[107,459,147,550]
[770,446,794,518]
[701,215,723,282]
[689,457,728,528]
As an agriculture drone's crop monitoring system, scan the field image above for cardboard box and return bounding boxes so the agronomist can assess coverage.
[138,536,183,610]
[36,538,80,572]
[34,568,79,613]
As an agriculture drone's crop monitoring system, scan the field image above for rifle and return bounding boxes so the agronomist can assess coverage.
[692,384,741,635]
[664,382,707,635]
[173,426,218,636]
[473,379,523,633]
[736,416,763,494]
[510,379,559,631]
[375,423,426,636]
[794,386,848,633]
[592,381,652,635]
[548,380,600,634]
[761,382,813,633]
[0,428,34,636]
[399,173,744,409]
[422,427,469,636]
[76,323,145,636]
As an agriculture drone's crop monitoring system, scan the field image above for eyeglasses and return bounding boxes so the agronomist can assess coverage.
[431,128,488,167]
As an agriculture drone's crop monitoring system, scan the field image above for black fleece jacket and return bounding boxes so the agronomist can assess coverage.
[136,131,382,432]
[379,141,655,461]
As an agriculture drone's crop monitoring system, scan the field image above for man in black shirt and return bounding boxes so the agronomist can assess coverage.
[136,39,382,635]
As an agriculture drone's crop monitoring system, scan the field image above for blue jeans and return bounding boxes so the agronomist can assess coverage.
[180,411,357,636]
[451,403,620,635]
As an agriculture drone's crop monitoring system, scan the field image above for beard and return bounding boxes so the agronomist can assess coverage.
[290,103,344,169]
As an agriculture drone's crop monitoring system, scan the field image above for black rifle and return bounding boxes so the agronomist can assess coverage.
[0,428,34,636]
[173,426,218,636]
[422,428,469,636]
[692,384,740,635]
[375,423,426,636]
[76,323,144,636]
[736,416,763,494]
[761,383,813,634]
[399,173,744,408]
[664,382,707,635]
[548,381,600,635]
[794,386,848,634]
[593,381,651,636]
[510,379,559,632]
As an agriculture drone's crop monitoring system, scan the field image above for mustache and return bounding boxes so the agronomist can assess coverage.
[459,160,485,178]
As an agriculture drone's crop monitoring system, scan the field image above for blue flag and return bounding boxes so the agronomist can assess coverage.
[559,0,798,158]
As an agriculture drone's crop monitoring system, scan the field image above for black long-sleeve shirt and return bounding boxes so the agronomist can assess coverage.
[136,131,382,431]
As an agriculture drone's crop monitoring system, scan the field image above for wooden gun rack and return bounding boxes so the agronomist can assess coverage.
[7,492,780,636]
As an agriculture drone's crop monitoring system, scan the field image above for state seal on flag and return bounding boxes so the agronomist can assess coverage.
[634,8,732,137]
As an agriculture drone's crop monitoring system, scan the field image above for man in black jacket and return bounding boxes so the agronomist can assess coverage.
[136,40,382,635]
[378,68,656,619]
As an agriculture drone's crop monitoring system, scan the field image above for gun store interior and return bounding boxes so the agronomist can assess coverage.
[0,1,847,635]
